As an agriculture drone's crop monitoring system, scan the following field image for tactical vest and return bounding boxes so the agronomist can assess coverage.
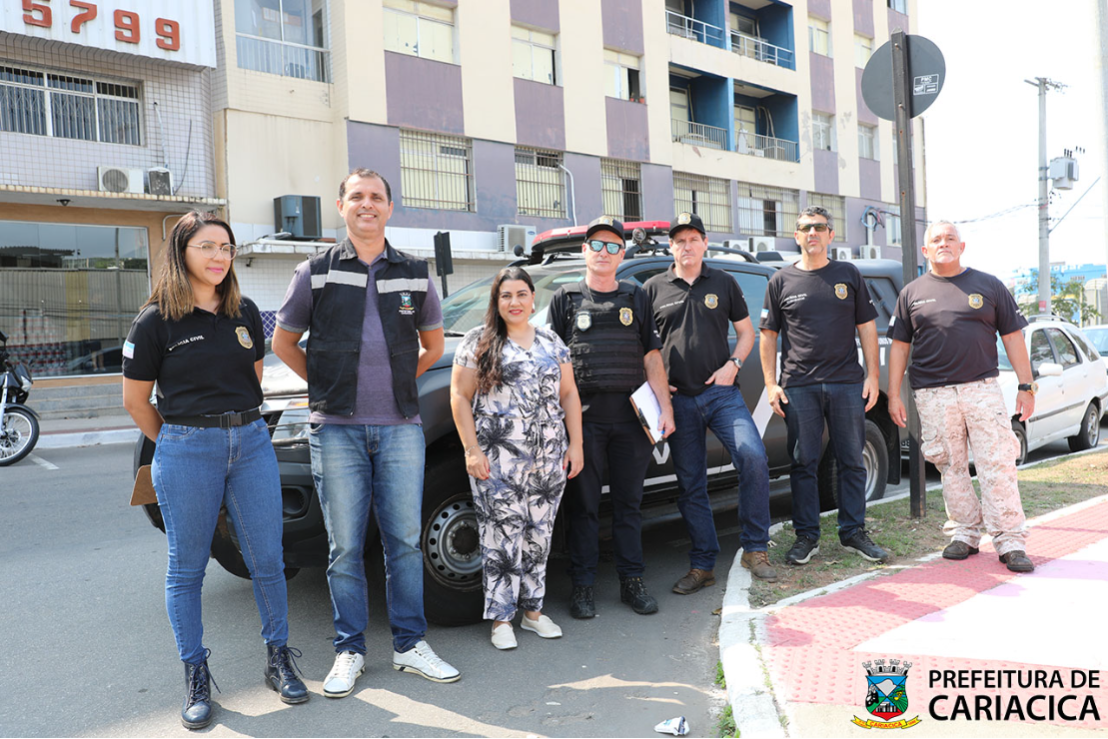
[305,239,428,418]
[563,280,645,395]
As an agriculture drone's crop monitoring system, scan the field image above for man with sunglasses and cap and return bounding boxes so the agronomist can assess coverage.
[549,216,676,619]
[759,206,889,568]
[643,213,777,594]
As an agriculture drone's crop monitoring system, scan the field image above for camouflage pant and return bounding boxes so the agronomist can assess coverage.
[913,378,1027,554]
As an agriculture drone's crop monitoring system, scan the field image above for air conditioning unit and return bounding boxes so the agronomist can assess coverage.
[146,168,173,196]
[749,236,775,252]
[274,195,323,240]
[721,239,746,251]
[860,245,881,260]
[831,247,853,260]
[97,166,143,194]
[497,224,537,256]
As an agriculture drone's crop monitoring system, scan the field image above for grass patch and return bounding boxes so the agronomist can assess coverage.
[716,704,738,738]
[715,660,726,688]
[749,449,1108,608]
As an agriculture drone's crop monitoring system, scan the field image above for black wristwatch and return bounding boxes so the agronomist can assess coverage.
[1017,382,1037,396]
[729,357,742,370]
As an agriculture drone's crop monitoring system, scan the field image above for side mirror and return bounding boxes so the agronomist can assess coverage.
[1038,362,1063,377]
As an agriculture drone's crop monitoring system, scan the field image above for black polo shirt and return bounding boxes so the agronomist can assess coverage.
[643,263,749,397]
[122,297,267,418]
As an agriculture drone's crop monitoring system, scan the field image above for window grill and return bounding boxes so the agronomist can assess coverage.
[515,147,566,218]
[601,159,642,222]
[807,192,847,241]
[399,129,474,211]
[736,182,799,238]
[673,172,731,232]
[0,63,141,145]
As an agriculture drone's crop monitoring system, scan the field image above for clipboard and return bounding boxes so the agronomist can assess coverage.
[130,464,158,506]
[630,382,664,445]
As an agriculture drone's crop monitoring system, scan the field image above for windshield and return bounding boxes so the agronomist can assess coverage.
[1085,327,1108,354]
[440,268,587,334]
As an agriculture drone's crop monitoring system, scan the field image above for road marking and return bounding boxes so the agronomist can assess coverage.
[29,455,59,470]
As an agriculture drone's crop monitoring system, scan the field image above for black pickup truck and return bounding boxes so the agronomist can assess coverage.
[134,220,905,626]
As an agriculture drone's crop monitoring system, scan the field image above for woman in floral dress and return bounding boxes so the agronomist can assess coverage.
[450,267,583,649]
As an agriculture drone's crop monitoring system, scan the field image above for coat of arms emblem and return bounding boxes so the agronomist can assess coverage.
[835,283,848,300]
[704,294,719,309]
[968,293,983,309]
[852,659,921,729]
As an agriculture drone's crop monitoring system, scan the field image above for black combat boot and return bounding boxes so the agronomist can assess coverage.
[181,651,219,730]
[265,645,309,704]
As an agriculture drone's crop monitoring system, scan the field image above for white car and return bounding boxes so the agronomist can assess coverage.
[998,318,1108,464]
[1082,325,1108,376]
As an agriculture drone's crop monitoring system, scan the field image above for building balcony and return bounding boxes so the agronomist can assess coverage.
[730,31,795,71]
[735,132,798,162]
[666,10,726,48]
[672,119,728,150]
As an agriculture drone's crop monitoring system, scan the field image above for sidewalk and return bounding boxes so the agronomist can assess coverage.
[35,412,139,449]
[720,450,1108,738]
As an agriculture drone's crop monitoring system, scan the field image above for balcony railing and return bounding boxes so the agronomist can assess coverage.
[236,34,331,83]
[735,132,799,162]
[672,119,728,150]
[730,31,795,70]
[665,10,726,46]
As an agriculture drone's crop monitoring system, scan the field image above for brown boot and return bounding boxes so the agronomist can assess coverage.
[672,568,715,594]
[741,550,778,582]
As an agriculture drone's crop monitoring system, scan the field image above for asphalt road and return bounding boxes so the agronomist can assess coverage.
[0,443,732,739]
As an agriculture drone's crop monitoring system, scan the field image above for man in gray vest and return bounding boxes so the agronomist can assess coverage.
[549,216,675,619]
[273,169,460,697]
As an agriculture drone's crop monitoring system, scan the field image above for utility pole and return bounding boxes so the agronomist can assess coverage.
[1024,76,1065,314]
[1094,0,1108,321]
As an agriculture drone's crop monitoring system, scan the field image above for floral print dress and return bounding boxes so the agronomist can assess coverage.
[455,325,571,621]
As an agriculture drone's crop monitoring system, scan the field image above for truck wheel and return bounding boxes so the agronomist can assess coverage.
[1067,403,1101,453]
[818,419,889,509]
[421,455,484,627]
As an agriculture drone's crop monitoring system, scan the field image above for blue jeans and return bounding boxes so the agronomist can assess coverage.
[670,384,771,569]
[152,418,288,665]
[309,423,426,654]
[782,382,867,541]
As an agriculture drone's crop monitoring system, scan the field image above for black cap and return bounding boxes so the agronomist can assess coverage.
[584,215,625,241]
[669,212,706,238]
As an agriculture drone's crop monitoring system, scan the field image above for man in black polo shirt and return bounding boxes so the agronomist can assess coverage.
[887,221,1036,573]
[759,206,889,567]
[549,216,675,619]
[643,213,776,593]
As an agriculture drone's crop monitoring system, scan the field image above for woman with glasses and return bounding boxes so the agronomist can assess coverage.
[122,211,307,730]
[450,266,584,650]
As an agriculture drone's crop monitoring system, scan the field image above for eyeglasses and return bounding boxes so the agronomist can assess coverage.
[586,240,624,255]
[188,241,237,259]
[796,223,830,233]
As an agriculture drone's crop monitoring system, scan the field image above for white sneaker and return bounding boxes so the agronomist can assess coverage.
[491,623,517,650]
[323,651,364,698]
[392,640,461,683]
[520,614,563,639]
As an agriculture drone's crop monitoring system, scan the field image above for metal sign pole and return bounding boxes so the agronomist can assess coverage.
[891,29,927,518]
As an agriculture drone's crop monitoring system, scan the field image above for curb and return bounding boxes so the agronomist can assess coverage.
[36,428,140,450]
[718,445,1108,737]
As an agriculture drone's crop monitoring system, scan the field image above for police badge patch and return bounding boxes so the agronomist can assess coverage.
[678,212,692,225]
[704,294,719,309]
[235,326,253,350]
[968,293,983,309]
[835,283,849,300]
[619,307,633,326]
[577,312,592,331]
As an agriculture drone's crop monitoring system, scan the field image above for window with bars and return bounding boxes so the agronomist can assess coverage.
[1,64,141,145]
[736,182,798,238]
[382,0,454,64]
[808,193,847,241]
[601,159,642,222]
[515,147,566,218]
[673,172,731,232]
[399,129,474,211]
[808,17,831,56]
[604,49,641,101]
[235,0,331,82]
[858,124,878,160]
[512,26,557,85]
[813,112,835,151]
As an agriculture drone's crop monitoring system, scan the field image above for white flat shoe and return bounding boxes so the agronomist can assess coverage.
[520,614,562,639]
[491,622,517,650]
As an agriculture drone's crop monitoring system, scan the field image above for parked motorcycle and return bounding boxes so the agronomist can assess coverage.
[0,329,39,466]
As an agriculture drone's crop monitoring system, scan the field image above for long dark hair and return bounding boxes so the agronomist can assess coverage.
[145,211,241,321]
[475,267,535,393]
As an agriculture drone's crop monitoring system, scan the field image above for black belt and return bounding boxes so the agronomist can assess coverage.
[163,409,262,429]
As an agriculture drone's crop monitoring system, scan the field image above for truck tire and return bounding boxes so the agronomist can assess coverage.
[421,455,484,626]
[818,419,889,509]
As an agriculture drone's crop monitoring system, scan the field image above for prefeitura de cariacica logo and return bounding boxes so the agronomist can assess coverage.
[852,659,922,729]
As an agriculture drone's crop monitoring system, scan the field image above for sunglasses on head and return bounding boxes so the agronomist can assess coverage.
[796,223,830,233]
[586,240,624,255]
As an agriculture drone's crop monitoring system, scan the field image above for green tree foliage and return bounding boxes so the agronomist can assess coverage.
[1013,269,1101,323]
